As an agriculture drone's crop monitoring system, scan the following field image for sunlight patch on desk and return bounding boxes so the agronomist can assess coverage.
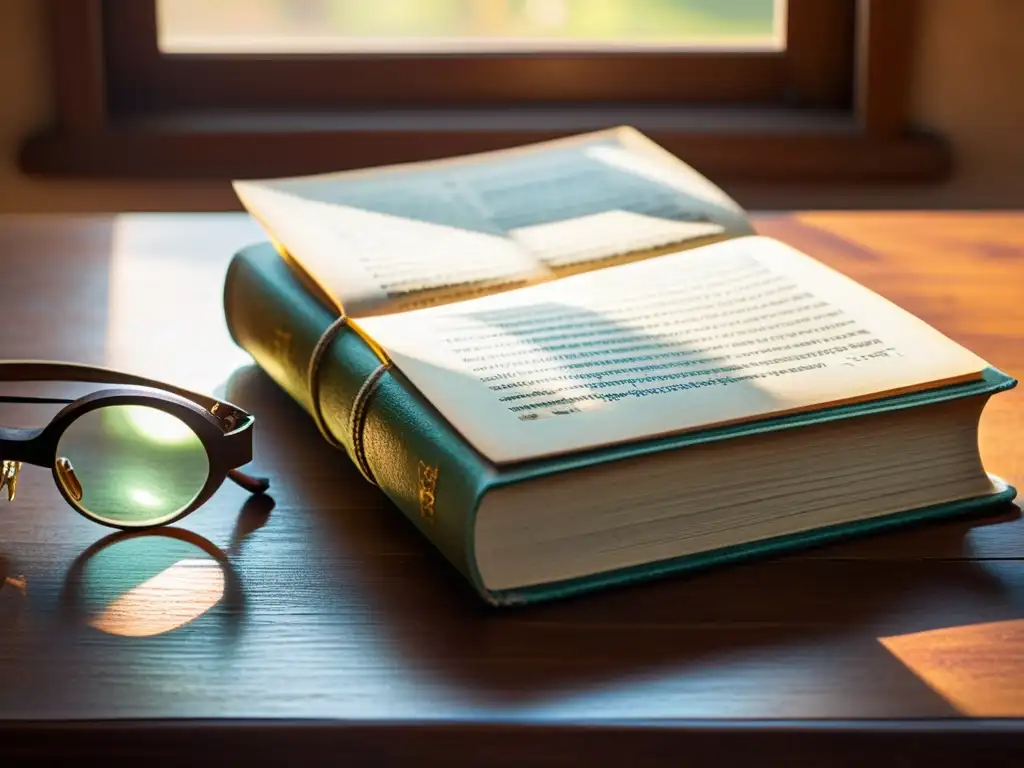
[105,214,260,397]
[879,618,1024,716]
[3,575,27,596]
[88,558,225,638]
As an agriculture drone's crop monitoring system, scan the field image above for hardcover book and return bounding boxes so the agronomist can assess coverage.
[224,127,1017,606]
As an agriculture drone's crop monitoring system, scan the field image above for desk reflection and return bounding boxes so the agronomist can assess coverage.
[3,575,27,596]
[59,495,272,638]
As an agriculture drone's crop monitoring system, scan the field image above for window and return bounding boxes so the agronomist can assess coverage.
[106,0,851,109]
[23,0,944,184]
[157,0,785,54]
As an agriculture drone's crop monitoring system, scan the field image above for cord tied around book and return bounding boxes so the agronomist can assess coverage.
[307,311,389,487]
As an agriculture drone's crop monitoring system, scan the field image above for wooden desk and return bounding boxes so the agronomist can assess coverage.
[0,212,1022,766]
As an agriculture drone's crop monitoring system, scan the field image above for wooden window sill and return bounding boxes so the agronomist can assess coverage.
[19,106,950,184]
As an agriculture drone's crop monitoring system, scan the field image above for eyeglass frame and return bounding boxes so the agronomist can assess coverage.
[0,360,269,530]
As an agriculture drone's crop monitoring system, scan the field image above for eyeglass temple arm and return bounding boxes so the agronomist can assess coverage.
[0,361,238,415]
[228,469,270,494]
[0,395,75,405]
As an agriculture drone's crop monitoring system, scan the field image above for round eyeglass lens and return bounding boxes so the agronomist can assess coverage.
[55,405,210,527]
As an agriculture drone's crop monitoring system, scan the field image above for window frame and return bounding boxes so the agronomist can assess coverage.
[102,0,853,110]
[23,0,943,184]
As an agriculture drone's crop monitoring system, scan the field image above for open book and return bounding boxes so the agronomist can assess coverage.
[227,127,1016,605]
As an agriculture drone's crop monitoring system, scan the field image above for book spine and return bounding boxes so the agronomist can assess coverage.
[223,243,498,603]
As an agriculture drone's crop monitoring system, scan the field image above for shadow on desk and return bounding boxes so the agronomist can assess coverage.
[217,364,1024,708]
[54,495,273,641]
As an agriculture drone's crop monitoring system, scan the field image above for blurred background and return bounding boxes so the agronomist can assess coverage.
[156,0,782,51]
[0,0,1021,212]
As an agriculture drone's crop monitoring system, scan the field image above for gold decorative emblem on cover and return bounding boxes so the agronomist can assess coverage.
[418,461,439,521]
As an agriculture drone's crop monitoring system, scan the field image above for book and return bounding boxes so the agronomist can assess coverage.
[224,126,1018,606]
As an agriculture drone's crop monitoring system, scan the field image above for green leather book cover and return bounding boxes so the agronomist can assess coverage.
[224,242,1018,607]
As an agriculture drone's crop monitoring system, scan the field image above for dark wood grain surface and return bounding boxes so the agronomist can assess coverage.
[0,212,1022,765]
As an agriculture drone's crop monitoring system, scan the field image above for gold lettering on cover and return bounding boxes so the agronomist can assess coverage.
[272,327,293,360]
[418,461,439,521]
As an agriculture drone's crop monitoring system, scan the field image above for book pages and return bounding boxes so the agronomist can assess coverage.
[234,127,751,317]
[357,236,989,464]
[232,183,546,316]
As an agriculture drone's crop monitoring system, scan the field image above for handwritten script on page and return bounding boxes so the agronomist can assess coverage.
[358,237,987,464]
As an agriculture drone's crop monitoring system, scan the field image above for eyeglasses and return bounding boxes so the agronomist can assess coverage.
[0,360,269,529]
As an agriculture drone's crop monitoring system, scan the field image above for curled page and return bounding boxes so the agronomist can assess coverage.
[234,127,752,317]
